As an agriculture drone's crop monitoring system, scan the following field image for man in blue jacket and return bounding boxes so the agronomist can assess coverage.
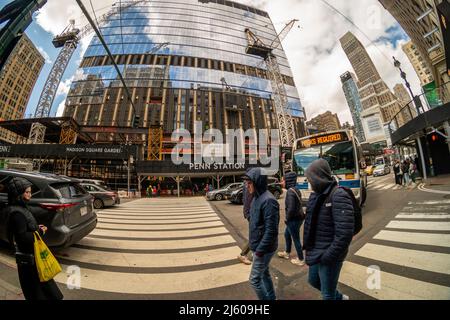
[243,168,280,300]
[303,159,354,300]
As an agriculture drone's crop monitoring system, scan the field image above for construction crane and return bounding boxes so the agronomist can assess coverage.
[28,0,148,144]
[244,19,299,148]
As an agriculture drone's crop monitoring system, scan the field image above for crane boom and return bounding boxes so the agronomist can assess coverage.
[269,19,298,50]
[245,23,297,147]
[28,0,147,144]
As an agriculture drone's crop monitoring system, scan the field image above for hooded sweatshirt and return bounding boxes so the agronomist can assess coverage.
[302,159,354,266]
[284,172,304,221]
[245,168,280,254]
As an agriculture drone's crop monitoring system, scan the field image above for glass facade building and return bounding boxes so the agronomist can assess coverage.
[63,0,306,155]
[341,71,366,143]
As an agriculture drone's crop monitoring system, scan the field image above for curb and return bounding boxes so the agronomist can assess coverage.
[418,183,450,195]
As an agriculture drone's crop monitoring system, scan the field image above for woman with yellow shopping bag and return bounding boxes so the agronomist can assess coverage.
[6,177,63,300]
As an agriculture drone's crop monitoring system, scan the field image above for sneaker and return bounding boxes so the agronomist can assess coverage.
[342,294,350,300]
[291,258,305,266]
[277,251,290,259]
[237,255,252,265]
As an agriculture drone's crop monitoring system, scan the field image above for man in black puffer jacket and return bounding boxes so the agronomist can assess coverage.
[303,159,354,300]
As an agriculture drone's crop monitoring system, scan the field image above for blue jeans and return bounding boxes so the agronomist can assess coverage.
[249,251,276,300]
[284,220,304,260]
[308,261,344,300]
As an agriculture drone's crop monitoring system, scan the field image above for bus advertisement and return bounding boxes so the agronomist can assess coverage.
[291,130,367,205]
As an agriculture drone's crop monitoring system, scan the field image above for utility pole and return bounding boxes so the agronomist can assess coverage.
[393,56,429,180]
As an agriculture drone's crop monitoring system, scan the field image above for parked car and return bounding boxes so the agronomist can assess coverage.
[81,183,119,209]
[373,164,391,177]
[228,178,283,205]
[206,183,243,201]
[0,169,97,248]
[78,179,110,190]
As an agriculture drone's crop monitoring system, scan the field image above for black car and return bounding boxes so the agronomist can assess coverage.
[0,169,97,248]
[206,183,243,201]
[228,178,283,204]
[81,183,119,209]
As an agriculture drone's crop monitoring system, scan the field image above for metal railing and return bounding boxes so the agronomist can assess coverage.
[388,81,450,134]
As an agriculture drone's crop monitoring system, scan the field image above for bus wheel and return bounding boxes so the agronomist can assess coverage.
[360,186,367,207]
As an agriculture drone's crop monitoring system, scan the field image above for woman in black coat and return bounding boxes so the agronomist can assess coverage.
[7,177,63,300]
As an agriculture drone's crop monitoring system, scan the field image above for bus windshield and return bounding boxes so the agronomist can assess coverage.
[293,141,356,177]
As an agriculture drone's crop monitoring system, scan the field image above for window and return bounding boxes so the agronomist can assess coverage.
[51,183,88,199]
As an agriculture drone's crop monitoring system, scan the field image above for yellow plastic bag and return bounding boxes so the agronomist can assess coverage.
[34,231,62,282]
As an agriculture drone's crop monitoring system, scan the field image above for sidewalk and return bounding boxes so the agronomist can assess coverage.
[422,174,450,193]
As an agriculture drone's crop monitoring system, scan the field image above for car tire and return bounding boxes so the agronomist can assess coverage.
[215,193,223,201]
[273,190,281,199]
[93,198,104,209]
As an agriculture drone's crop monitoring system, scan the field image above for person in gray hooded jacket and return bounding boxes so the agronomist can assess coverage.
[303,159,354,300]
[244,167,280,300]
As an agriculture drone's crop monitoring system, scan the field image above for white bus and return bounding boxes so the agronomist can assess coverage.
[291,130,367,205]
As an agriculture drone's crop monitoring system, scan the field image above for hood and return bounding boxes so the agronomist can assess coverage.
[7,177,32,203]
[305,159,334,193]
[284,172,297,189]
[244,167,268,196]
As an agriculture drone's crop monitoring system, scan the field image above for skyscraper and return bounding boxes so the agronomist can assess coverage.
[402,41,434,86]
[379,0,449,100]
[341,71,366,143]
[0,33,44,143]
[63,0,306,154]
[340,31,403,148]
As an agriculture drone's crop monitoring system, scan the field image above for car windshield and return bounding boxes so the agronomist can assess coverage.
[375,165,385,170]
[293,141,355,176]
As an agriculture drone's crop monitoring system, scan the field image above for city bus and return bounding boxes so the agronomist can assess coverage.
[291,130,367,205]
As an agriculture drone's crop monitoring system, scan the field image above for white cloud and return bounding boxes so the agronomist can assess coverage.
[34,0,423,126]
[56,76,73,97]
[56,99,66,117]
[36,46,52,64]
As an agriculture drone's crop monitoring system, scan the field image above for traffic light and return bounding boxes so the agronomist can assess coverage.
[430,133,439,143]
[132,114,140,128]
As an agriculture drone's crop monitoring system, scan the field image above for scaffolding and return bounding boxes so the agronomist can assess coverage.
[147,126,163,160]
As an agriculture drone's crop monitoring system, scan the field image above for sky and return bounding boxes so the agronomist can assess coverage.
[1,0,422,125]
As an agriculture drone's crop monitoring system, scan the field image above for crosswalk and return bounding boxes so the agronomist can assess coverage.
[0,197,251,296]
[367,175,419,191]
[339,199,450,300]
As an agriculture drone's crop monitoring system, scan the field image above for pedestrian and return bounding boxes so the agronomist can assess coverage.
[193,184,199,196]
[244,168,280,301]
[277,172,305,266]
[209,184,213,192]
[237,181,254,265]
[204,184,209,195]
[303,159,354,300]
[157,183,161,197]
[409,160,417,184]
[6,177,63,300]
[393,160,403,185]
[402,160,410,186]
[152,186,157,197]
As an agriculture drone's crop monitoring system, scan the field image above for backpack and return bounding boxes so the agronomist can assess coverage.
[327,186,362,236]
[289,188,306,221]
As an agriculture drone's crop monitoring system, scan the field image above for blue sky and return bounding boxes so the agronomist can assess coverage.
[0,0,421,124]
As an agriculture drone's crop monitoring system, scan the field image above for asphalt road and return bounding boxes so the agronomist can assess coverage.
[0,175,449,300]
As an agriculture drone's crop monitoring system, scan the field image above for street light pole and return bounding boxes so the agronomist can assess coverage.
[393,56,428,180]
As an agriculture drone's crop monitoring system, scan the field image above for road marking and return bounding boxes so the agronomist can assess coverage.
[408,200,450,205]
[396,214,450,219]
[52,263,251,294]
[90,226,229,239]
[77,235,237,250]
[402,206,450,211]
[97,221,224,230]
[56,246,241,268]
[355,243,450,275]
[97,212,218,219]
[381,184,396,190]
[386,221,450,231]
[373,230,450,248]
[339,261,450,300]
[418,184,450,195]
[97,216,221,224]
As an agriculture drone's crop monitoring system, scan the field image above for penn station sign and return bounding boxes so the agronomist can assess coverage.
[0,144,136,159]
